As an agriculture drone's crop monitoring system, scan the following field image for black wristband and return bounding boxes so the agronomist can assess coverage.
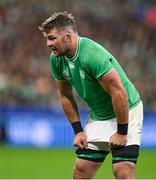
[117,123,128,135]
[71,121,83,134]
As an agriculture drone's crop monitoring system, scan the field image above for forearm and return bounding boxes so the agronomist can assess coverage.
[111,89,129,135]
[111,89,129,124]
[56,80,83,134]
[60,94,80,123]
[60,95,83,134]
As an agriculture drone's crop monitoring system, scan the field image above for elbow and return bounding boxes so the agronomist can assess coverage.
[120,89,128,99]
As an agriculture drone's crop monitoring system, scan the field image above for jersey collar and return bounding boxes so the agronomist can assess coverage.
[65,37,81,61]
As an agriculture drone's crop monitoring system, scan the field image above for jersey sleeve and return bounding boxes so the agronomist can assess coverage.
[50,53,65,80]
[84,49,114,79]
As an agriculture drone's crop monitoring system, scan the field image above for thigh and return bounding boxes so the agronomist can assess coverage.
[111,145,139,179]
[74,157,103,173]
[74,148,109,178]
[111,145,140,164]
[75,148,109,162]
[73,157,103,179]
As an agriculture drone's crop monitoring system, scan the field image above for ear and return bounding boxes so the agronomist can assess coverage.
[65,32,72,42]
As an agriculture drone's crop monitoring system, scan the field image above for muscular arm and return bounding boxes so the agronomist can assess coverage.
[99,69,128,124]
[56,80,80,123]
[99,69,128,147]
[56,80,87,149]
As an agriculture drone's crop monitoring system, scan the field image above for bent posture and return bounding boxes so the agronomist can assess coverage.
[39,11,143,179]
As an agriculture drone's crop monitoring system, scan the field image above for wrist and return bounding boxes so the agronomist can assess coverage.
[71,121,83,134]
[117,123,128,135]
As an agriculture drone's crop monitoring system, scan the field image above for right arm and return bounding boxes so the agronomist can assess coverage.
[56,80,88,149]
[56,80,79,123]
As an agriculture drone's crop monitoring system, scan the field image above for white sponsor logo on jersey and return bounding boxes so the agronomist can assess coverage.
[69,64,75,69]
[79,69,85,79]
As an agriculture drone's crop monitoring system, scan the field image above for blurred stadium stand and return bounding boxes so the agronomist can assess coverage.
[0,0,156,148]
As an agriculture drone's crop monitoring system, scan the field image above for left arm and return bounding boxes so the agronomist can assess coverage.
[99,69,129,147]
[100,69,128,124]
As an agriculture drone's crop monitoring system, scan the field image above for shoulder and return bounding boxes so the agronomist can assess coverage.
[80,37,103,49]
[80,37,110,65]
[80,37,99,50]
[80,37,109,58]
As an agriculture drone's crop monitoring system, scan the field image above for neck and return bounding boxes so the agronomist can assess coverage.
[65,35,79,59]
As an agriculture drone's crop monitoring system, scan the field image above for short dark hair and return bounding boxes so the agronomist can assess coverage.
[39,11,77,33]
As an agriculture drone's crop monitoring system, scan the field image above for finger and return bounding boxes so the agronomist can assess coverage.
[82,139,88,149]
[77,142,85,149]
[73,142,84,149]
[110,143,125,148]
[75,141,88,149]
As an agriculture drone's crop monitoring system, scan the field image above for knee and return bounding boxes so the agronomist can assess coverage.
[112,162,135,179]
[72,158,101,179]
[73,161,95,179]
[114,168,129,179]
[73,163,87,179]
[72,166,80,179]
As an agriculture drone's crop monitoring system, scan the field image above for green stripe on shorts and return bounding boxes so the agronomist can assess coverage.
[113,157,137,161]
[78,153,106,159]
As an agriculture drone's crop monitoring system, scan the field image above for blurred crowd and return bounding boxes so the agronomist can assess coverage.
[0,0,156,111]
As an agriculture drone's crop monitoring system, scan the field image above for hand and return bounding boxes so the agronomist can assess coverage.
[109,132,127,148]
[73,131,88,149]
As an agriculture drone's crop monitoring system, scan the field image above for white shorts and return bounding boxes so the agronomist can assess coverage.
[84,101,143,151]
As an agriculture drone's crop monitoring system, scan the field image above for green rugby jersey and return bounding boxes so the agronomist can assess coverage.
[50,37,140,120]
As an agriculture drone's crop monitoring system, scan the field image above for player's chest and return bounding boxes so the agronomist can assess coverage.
[61,61,87,83]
